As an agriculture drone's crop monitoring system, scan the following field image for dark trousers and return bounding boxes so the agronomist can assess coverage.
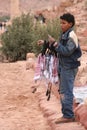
[58,67,78,118]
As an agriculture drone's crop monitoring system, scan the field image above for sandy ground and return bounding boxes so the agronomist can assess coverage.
[0,55,86,130]
[0,62,51,130]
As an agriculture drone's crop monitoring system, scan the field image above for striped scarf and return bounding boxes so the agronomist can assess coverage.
[34,53,58,84]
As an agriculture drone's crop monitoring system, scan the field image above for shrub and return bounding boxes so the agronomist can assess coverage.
[1,13,61,61]
[0,15,10,22]
[1,14,34,61]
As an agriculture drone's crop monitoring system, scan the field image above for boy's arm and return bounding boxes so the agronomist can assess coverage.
[55,38,77,56]
[37,40,49,55]
[55,31,80,56]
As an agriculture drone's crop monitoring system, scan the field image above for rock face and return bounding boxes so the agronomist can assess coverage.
[74,104,87,129]
[64,0,87,45]
[10,0,21,19]
[26,53,35,70]
[0,0,10,16]
[75,51,87,86]
[0,0,61,16]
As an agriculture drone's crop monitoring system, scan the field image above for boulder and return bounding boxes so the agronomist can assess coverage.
[26,53,35,70]
[74,104,87,128]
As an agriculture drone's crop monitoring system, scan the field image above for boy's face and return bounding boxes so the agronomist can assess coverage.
[60,19,73,33]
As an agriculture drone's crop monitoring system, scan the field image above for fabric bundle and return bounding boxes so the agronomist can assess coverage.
[34,53,58,84]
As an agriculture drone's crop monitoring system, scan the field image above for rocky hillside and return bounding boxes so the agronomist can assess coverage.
[33,0,87,45]
[0,0,10,16]
[0,0,61,16]
[64,0,87,45]
[0,0,87,45]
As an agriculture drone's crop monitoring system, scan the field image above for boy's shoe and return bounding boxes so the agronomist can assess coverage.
[55,117,75,124]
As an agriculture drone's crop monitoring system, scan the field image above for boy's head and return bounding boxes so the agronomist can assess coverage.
[60,13,75,33]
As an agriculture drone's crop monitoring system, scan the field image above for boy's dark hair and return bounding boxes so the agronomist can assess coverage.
[60,13,75,26]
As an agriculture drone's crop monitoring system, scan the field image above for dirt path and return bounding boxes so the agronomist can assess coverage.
[0,61,86,130]
[0,62,51,130]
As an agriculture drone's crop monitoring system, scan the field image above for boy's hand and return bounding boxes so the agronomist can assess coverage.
[37,40,44,45]
[48,34,55,44]
[53,42,58,47]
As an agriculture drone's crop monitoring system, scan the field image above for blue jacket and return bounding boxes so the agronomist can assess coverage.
[55,28,82,69]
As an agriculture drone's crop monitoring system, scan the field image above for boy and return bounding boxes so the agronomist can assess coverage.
[54,13,82,123]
